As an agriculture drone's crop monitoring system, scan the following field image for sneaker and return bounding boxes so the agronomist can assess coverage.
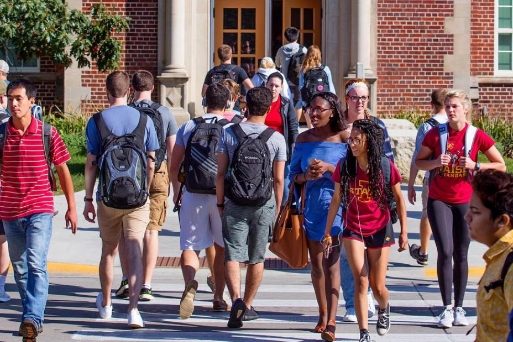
[19,319,39,342]
[359,329,371,342]
[343,307,357,322]
[367,292,375,318]
[0,288,11,302]
[242,306,259,321]
[139,287,154,301]
[115,279,129,299]
[227,298,246,329]
[376,303,391,336]
[437,307,454,328]
[127,308,144,329]
[179,279,198,319]
[96,293,113,319]
[453,307,469,326]
[409,243,429,266]
[213,300,230,312]
[207,275,216,293]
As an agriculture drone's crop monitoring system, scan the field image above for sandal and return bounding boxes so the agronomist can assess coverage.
[321,319,336,341]
[313,307,327,333]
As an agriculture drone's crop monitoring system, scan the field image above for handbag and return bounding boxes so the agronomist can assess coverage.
[269,182,308,269]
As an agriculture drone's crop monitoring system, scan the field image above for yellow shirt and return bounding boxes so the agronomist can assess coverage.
[476,230,513,342]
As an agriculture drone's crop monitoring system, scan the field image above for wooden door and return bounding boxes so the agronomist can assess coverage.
[282,0,322,49]
[214,0,265,78]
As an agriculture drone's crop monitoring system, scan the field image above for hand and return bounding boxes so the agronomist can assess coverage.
[398,232,408,252]
[439,154,450,167]
[407,184,416,205]
[458,156,475,170]
[65,208,78,234]
[321,235,332,250]
[217,207,224,217]
[309,159,329,179]
[83,202,96,223]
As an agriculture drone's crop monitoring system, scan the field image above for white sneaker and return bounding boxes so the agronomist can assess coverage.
[0,288,11,302]
[96,293,113,319]
[453,307,469,326]
[367,292,375,318]
[343,307,357,322]
[437,307,454,328]
[128,308,144,329]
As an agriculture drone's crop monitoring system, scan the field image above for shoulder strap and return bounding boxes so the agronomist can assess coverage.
[465,124,478,157]
[192,117,206,126]
[425,118,439,128]
[230,123,246,141]
[485,250,513,292]
[217,118,230,126]
[0,122,7,165]
[259,127,275,143]
[380,156,391,185]
[438,123,449,155]
[93,112,111,141]
[42,122,52,165]
[133,112,148,141]
[149,102,162,111]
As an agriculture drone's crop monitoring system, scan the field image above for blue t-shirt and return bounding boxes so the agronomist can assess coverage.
[86,105,159,155]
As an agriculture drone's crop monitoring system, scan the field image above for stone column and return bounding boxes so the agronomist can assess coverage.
[356,0,374,77]
[157,0,191,124]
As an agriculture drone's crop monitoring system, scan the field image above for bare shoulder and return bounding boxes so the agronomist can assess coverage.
[295,130,312,143]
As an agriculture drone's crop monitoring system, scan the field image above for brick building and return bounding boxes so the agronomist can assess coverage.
[4,0,513,123]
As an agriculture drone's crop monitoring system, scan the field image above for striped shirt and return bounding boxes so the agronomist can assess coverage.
[0,118,70,220]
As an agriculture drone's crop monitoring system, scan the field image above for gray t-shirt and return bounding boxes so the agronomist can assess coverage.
[217,122,287,164]
[175,114,226,148]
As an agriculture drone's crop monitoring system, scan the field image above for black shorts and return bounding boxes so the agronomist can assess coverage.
[342,221,395,249]
[0,220,4,235]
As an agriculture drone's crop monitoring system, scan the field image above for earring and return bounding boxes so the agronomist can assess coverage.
[330,115,334,118]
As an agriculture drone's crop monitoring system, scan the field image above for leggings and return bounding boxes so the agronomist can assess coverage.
[427,198,470,307]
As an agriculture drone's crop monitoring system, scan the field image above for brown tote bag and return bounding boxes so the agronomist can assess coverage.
[269,182,308,269]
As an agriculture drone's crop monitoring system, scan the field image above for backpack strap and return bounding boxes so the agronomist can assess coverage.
[258,127,275,143]
[230,123,246,141]
[425,118,439,128]
[380,156,391,185]
[484,250,513,292]
[0,122,7,167]
[230,114,244,124]
[93,112,111,143]
[465,124,478,157]
[438,123,449,155]
[132,112,148,144]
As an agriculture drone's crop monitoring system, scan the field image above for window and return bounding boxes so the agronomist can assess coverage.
[496,0,513,74]
[0,41,40,73]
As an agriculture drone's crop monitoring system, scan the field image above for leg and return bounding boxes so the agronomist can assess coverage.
[4,219,28,302]
[180,250,200,285]
[367,247,391,310]
[321,236,341,341]
[124,235,144,312]
[0,231,11,301]
[420,178,432,255]
[343,237,368,330]
[242,263,264,307]
[452,203,471,308]
[340,245,355,310]
[212,243,226,302]
[308,238,328,329]
[142,229,159,286]
[205,245,216,291]
[224,261,241,301]
[99,239,118,307]
[115,230,129,298]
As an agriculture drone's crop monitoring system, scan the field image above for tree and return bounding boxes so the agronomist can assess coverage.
[0,1,129,72]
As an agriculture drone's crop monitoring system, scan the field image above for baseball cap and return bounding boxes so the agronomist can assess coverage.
[0,80,6,95]
[0,60,9,74]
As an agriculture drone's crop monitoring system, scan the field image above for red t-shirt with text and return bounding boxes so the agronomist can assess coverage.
[422,123,494,204]
[332,158,402,236]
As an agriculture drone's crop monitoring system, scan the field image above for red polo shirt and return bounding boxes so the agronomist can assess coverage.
[0,118,70,220]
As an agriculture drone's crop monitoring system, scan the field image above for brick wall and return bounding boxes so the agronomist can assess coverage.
[376,0,454,115]
[80,0,159,114]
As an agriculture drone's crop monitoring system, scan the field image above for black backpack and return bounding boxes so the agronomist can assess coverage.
[93,112,149,209]
[425,117,440,128]
[183,116,232,194]
[130,102,166,171]
[287,45,305,86]
[300,65,329,104]
[211,65,237,84]
[225,124,275,206]
[381,156,398,224]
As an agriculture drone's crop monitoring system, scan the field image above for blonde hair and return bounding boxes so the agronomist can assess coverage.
[301,45,322,73]
[219,78,240,102]
[446,89,472,119]
[260,57,275,69]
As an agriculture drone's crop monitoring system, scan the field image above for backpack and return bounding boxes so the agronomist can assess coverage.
[183,116,232,194]
[0,121,56,191]
[257,72,268,85]
[381,156,398,224]
[425,117,440,128]
[437,123,478,180]
[225,124,275,206]
[93,112,149,209]
[287,45,305,86]
[484,250,513,293]
[130,102,166,171]
[211,65,237,84]
[300,66,329,104]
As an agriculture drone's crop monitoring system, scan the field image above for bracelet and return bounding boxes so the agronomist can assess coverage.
[322,235,332,242]
[84,197,93,202]
[217,203,225,208]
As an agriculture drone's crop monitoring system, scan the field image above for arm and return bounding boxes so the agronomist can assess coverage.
[392,181,408,252]
[286,100,299,152]
[147,151,155,187]
[322,181,342,248]
[216,152,229,215]
[83,152,98,223]
[201,84,209,98]
[272,160,285,211]
[415,145,447,171]
[325,66,336,96]
[169,144,185,205]
[242,78,254,90]
[408,124,429,204]
[55,162,78,234]
[459,145,506,172]
[166,134,176,183]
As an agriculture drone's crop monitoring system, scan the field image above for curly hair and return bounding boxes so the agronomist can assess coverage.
[310,92,347,132]
[339,119,388,210]
[471,170,513,222]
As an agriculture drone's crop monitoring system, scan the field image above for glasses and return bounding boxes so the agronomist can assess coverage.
[348,95,369,102]
[347,137,363,145]
[306,107,332,115]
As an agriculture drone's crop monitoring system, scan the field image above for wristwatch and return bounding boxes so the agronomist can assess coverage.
[474,162,481,171]
[84,196,94,202]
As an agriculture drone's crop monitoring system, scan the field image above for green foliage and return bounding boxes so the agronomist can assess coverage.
[45,112,87,152]
[0,1,129,72]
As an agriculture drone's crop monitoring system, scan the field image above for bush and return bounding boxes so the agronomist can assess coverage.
[44,111,88,152]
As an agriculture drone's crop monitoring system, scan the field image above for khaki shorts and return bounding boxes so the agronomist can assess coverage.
[148,163,170,231]
[97,200,150,242]
[422,176,430,216]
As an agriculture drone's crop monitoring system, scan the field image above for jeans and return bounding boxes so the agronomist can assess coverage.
[3,213,53,328]
[340,245,372,310]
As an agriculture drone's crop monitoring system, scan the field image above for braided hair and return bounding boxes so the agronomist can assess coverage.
[310,92,347,132]
[339,119,389,210]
